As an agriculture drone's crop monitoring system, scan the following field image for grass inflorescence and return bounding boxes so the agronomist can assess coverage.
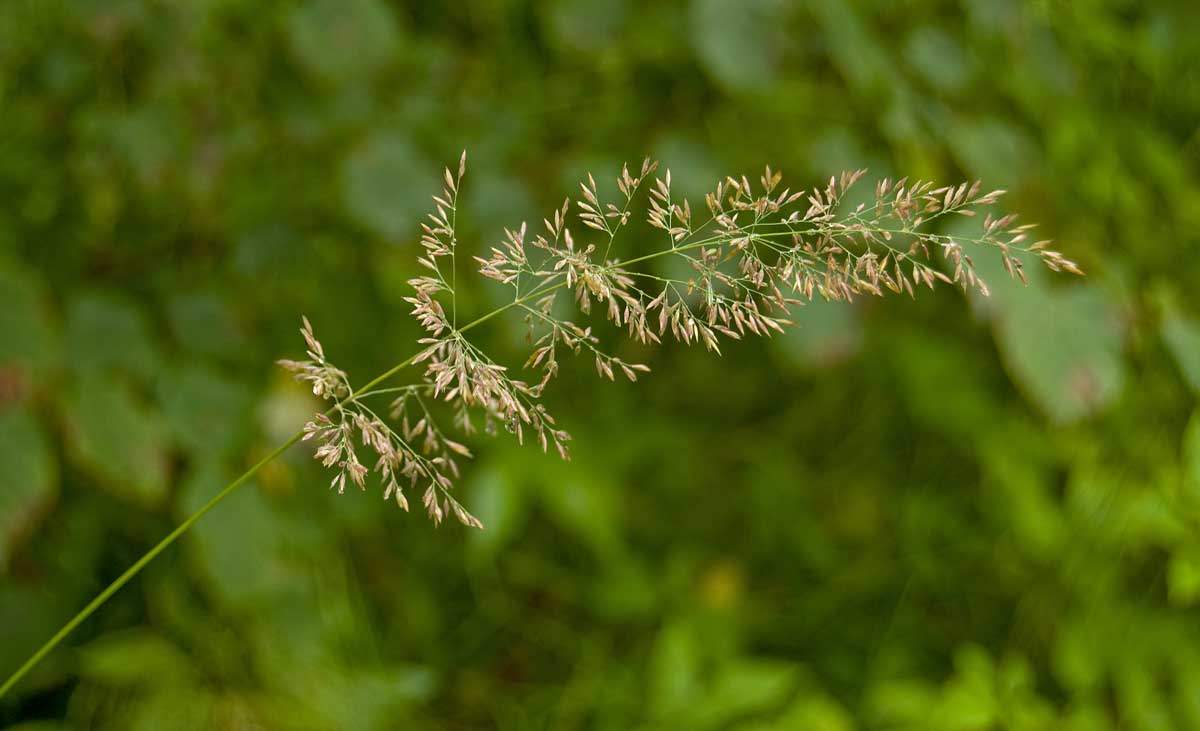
[3,151,1081,700]
[279,153,1081,529]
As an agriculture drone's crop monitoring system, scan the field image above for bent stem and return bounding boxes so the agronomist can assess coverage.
[0,216,982,697]
[0,284,567,699]
[0,433,305,699]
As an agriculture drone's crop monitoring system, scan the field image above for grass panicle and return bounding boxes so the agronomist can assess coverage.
[2,152,1080,699]
[281,153,1082,529]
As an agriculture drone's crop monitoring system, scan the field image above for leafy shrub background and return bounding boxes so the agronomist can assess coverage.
[2,0,1199,728]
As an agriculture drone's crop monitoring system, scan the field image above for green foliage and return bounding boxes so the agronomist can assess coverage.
[61,373,170,507]
[0,408,56,573]
[2,0,1199,729]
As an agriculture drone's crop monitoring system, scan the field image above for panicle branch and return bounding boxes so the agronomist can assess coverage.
[282,153,1081,529]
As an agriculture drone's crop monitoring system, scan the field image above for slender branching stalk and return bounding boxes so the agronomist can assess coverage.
[279,154,1080,527]
[0,153,1080,699]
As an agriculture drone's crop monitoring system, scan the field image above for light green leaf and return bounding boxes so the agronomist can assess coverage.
[1185,410,1200,506]
[904,26,973,93]
[0,265,59,393]
[467,467,526,562]
[994,284,1126,424]
[700,659,799,726]
[949,117,1036,185]
[776,297,862,370]
[122,688,217,731]
[0,407,56,572]
[979,439,1064,559]
[341,134,436,240]
[649,619,703,716]
[865,679,939,726]
[288,0,400,82]
[807,0,892,92]
[156,364,252,459]
[289,666,437,729]
[740,691,854,731]
[1168,549,1200,607]
[165,292,245,359]
[690,0,783,92]
[62,373,170,506]
[651,134,721,200]
[534,465,622,560]
[100,105,177,188]
[77,629,196,687]
[1162,304,1200,394]
[935,646,998,729]
[65,291,158,381]
[545,0,627,52]
[1053,615,1106,692]
[181,463,298,610]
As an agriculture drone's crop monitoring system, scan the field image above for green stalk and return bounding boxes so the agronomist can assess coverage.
[0,285,563,699]
[0,432,305,699]
[0,230,774,699]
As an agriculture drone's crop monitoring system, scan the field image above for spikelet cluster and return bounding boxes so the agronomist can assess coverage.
[282,153,1081,528]
[280,318,481,527]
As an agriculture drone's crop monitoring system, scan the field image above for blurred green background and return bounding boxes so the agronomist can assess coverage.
[2,0,1200,728]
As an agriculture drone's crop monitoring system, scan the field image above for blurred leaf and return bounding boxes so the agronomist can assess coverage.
[865,679,939,726]
[77,629,196,687]
[980,437,1064,559]
[808,0,892,93]
[545,0,627,52]
[649,619,703,717]
[259,382,321,446]
[1185,410,1200,505]
[156,364,253,460]
[1062,703,1115,731]
[61,373,169,506]
[467,466,526,561]
[651,135,720,202]
[1167,549,1200,607]
[591,561,659,620]
[776,297,862,370]
[341,133,436,241]
[1052,616,1105,693]
[740,691,854,731]
[996,655,1058,727]
[700,659,798,726]
[904,26,973,93]
[533,462,622,560]
[1162,303,1200,394]
[120,688,217,731]
[1068,464,1186,549]
[65,291,158,381]
[165,292,245,359]
[460,168,538,238]
[0,406,56,572]
[994,284,1126,424]
[1176,665,1200,730]
[287,0,400,82]
[949,117,1036,185]
[180,463,300,610]
[891,330,997,446]
[0,264,59,394]
[95,105,177,189]
[288,666,436,729]
[806,128,878,180]
[935,646,997,729]
[690,0,783,92]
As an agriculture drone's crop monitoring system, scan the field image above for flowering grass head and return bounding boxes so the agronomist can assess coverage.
[282,153,1082,528]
